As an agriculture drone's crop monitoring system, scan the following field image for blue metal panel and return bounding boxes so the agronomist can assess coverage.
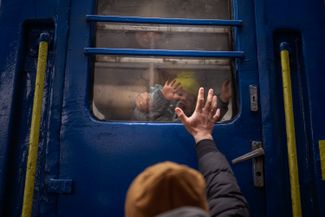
[254,0,325,216]
[47,179,73,194]
[0,0,324,216]
[86,15,243,26]
[0,1,71,217]
[56,0,265,217]
[4,23,56,217]
[84,48,245,58]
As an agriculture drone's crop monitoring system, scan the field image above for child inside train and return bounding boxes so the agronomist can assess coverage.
[133,71,198,121]
[133,71,232,122]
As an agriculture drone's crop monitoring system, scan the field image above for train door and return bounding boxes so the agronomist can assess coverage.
[52,0,268,216]
[253,0,325,216]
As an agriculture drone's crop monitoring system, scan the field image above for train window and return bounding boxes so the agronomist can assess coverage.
[92,0,236,122]
[97,0,231,19]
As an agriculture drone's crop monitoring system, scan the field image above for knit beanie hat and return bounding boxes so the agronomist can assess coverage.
[125,161,209,217]
[174,72,200,96]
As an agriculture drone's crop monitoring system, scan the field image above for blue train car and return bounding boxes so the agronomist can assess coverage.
[0,0,325,216]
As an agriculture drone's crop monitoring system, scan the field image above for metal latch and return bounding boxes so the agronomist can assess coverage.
[249,85,258,111]
[232,141,264,187]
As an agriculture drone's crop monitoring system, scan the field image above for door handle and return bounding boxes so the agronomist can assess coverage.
[232,141,264,187]
[232,147,264,164]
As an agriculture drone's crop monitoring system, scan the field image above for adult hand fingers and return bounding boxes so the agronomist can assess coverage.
[213,108,221,122]
[203,88,214,111]
[175,107,188,124]
[210,95,217,114]
[195,87,205,112]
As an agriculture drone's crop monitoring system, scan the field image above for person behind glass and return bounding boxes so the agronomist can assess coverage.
[125,87,249,217]
[133,71,199,121]
[134,75,233,122]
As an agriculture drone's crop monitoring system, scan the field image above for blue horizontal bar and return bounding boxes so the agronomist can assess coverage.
[86,15,243,26]
[84,48,244,58]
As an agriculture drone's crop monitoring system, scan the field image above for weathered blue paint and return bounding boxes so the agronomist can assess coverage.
[86,15,243,26]
[254,0,325,216]
[47,178,73,194]
[84,48,245,58]
[58,0,264,216]
[0,1,70,217]
[0,0,324,217]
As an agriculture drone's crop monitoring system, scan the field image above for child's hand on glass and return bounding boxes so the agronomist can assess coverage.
[162,80,183,101]
[135,92,150,113]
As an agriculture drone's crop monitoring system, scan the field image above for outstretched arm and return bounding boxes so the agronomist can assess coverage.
[175,87,249,217]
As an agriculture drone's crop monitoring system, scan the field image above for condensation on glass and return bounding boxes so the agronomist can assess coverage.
[93,0,236,122]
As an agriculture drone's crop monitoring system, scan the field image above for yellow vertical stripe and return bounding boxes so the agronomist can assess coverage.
[280,49,302,217]
[21,40,48,217]
[319,140,325,181]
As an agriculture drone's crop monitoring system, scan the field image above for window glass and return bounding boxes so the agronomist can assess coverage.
[96,23,232,51]
[97,0,231,19]
[93,0,235,122]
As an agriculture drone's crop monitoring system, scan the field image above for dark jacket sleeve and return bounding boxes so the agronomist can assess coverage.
[196,139,249,217]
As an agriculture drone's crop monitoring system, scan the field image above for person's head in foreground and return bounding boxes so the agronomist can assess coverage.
[125,161,209,217]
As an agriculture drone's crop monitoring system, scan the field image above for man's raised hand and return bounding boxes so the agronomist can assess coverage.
[175,87,221,143]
